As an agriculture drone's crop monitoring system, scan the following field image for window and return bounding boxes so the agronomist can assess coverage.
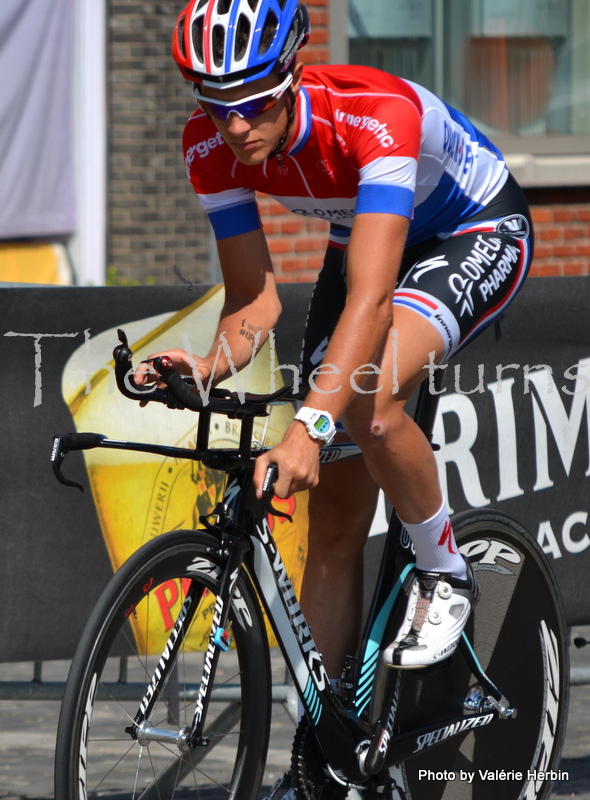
[348,0,590,183]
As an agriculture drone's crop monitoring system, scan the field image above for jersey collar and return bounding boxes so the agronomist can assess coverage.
[285,88,312,156]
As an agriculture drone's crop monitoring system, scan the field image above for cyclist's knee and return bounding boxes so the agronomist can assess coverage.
[368,417,390,440]
[345,401,406,452]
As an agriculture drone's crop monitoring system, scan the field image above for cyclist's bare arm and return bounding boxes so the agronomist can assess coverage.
[136,228,281,386]
[303,212,408,407]
[254,212,409,498]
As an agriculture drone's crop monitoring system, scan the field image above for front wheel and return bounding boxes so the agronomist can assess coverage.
[55,529,271,799]
[392,510,569,800]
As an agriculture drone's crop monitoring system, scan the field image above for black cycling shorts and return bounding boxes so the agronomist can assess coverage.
[300,173,533,381]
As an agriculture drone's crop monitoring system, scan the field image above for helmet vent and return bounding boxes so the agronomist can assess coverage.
[212,24,225,67]
[197,0,209,9]
[259,9,278,56]
[235,14,251,61]
[217,0,231,13]
[192,16,204,64]
[247,0,260,10]
[277,0,287,8]
[177,15,186,58]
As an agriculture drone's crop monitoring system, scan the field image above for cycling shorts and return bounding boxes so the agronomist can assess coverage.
[300,173,533,382]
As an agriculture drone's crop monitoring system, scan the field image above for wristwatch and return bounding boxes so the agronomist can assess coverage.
[294,407,337,445]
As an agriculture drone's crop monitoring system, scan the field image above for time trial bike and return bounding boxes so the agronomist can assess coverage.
[52,329,569,800]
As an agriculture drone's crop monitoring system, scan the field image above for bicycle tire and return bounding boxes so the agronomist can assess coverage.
[55,529,271,800]
[389,510,569,800]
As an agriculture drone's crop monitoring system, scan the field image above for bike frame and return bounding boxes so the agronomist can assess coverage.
[52,371,510,788]
[218,415,505,784]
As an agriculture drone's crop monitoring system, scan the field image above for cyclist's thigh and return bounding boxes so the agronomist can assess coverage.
[301,228,446,413]
[395,174,533,362]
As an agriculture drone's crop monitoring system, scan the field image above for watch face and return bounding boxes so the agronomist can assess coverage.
[314,415,331,435]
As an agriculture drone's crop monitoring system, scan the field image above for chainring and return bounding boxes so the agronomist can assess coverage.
[291,718,349,800]
[291,717,401,800]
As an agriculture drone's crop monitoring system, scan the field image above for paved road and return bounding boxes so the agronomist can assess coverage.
[1,628,589,800]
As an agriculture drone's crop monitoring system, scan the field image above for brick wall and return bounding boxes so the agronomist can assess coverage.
[107,3,588,286]
[525,188,590,278]
[108,1,210,285]
[107,1,331,286]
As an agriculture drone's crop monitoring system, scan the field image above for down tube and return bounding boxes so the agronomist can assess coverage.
[247,531,368,783]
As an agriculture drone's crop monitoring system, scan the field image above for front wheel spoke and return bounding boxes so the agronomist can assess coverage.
[136,744,175,800]
[146,702,242,791]
[152,696,196,730]
[90,738,141,794]
[98,681,142,725]
[146,746,167,797]
[193,762,231,795]
[216,669,242,687]
[133,744,145,799]
[134,744,186,800]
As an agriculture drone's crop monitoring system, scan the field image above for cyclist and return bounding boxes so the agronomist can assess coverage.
[141,0,532,690]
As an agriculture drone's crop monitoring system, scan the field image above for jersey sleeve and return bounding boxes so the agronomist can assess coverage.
[182,114,262,240]
[343,95,422,219]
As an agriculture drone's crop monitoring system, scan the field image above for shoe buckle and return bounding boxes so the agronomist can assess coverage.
[437,581,452,599]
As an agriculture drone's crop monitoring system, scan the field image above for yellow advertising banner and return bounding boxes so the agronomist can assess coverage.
[61,286,308,652]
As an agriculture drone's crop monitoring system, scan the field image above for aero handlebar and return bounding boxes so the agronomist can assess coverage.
[112,328,299,417]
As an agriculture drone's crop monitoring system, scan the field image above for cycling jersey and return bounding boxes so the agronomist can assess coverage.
[183,64,509,247]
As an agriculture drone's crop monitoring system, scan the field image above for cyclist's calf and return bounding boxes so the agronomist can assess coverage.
[309,460,379,551]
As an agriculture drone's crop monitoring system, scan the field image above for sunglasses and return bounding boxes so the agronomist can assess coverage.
[192,72,293,121]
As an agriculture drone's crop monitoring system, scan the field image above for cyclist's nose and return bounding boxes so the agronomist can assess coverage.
[227,112,251,136]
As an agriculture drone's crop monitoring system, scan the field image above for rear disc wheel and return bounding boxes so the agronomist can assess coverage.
[391,510,569,800]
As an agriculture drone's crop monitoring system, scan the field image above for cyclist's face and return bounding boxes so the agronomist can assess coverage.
[198,63,303,166]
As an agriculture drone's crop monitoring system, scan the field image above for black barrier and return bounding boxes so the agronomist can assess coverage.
[436,276,590,624]
[0,277,588,663]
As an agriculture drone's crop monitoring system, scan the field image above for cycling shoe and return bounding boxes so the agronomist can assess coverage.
[383,557,479,669]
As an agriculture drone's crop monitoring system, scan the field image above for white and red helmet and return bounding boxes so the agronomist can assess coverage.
[173,0,311,89]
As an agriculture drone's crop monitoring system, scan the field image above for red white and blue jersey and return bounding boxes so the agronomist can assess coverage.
[183,65,509,248]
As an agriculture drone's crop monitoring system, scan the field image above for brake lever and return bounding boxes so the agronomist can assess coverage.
[51,433,106,492]
[262,464,293,522]
[113,329,173,405]
[113,327,132,365]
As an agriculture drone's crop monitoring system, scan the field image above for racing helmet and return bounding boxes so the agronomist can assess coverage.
[173,0,311,89]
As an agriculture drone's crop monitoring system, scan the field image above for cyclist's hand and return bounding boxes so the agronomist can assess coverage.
[135,348,209,385]
[254,422,321,499]
[134,349,212,407]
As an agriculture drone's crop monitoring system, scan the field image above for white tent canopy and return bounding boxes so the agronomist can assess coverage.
[0,0,106,285]
[0,0,76,239]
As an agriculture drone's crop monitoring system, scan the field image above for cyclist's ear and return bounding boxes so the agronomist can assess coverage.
[291,59,304,95]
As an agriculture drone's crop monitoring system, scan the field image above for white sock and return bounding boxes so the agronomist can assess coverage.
[399,501,467,579]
